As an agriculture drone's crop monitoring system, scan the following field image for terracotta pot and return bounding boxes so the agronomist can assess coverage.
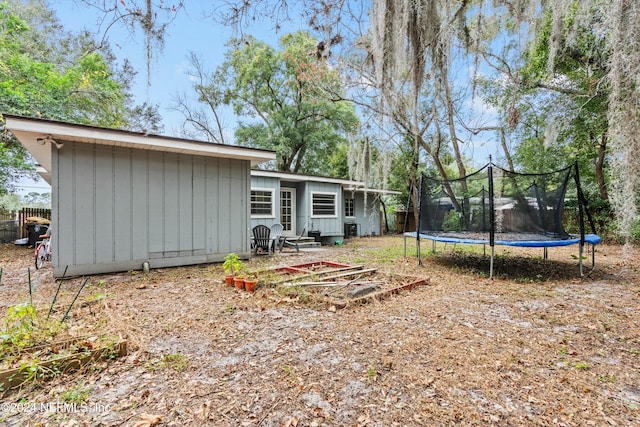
[234,277,245,290]
[225,275,235,287]
[244,279,258,292]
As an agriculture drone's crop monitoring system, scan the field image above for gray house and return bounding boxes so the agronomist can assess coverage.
[250,170,399,244]
[5,115,275,277]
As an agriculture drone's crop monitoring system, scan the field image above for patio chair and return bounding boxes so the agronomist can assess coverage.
[252,225,273,255]
[283,225,307,252]
[269,223,285,252]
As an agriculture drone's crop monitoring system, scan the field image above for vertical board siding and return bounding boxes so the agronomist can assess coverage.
[307,182,342,234]
[53,140,252,277]
[114,148,133,262]
[179,156,194,251]
[205,158,219,254]
[192,157,206,252]
[163,152,180,252]
[354,193,381,236]
[94,146,115,262]
[131,151,149,260]
[147,151,165,253]
[73,143,96,265]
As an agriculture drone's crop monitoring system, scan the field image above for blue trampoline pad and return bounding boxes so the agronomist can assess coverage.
[404,232,601,248]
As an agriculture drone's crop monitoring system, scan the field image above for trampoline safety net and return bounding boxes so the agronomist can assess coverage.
[418,162,595,244]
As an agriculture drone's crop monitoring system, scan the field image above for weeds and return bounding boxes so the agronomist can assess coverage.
[60,384,91,404]
[161,353,189,372]
[365,362,377,384]
[571,361,589,370]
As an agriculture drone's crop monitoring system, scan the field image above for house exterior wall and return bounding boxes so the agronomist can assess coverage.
[352,192,381,236]
[52,140,250,277]
[249,176,280,228]
[306,181,343,237]
[248,174,386,242]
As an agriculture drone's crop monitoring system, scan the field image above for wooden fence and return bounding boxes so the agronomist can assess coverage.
[0,207,51,242]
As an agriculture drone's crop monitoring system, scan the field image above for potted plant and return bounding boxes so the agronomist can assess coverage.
[243,273,258,292]
[223,253,243,287]
[233,273,245,290]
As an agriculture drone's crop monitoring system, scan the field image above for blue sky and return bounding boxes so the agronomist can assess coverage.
[51,1,238,134]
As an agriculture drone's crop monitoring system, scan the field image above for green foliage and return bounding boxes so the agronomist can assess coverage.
[0,1,164,194]
[1,302,36,348]
[442,210,461,232]
[60,384,91,404]
[223,253,243,275]
[215,31,359,174]
[161,352,189,373]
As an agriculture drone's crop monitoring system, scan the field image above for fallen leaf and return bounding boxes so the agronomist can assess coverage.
[132,413,162,427]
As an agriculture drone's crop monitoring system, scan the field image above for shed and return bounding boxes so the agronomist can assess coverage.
[4,115,275,277]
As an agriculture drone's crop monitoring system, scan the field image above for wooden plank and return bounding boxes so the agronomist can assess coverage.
[326,276,430,308]
[317,268,377,281]
[269,265,366,285]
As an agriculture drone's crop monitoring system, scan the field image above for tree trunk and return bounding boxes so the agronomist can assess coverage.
[595,133,608,201]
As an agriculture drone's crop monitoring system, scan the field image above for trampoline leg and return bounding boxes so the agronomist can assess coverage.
[543,247,548,260]
[579,243,584,277]
[417,236,422,266]
[403,234,407,258]
[489,245,494,279]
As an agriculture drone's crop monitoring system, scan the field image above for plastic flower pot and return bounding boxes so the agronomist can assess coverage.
[225,275,235,287]
[244,279,258,292]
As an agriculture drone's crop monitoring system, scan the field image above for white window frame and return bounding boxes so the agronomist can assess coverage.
[251,187,276,218]
[344,196,355,219]
[311,191,338,218]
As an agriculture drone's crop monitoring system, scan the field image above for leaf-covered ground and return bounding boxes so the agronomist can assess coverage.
[0,236,639,426]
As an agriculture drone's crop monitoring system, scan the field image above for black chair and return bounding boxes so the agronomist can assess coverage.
[252,225,273,255]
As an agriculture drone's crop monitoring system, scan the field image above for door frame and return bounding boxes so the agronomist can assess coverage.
[280,187,297,237]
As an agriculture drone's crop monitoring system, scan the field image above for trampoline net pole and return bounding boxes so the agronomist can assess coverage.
[489,165,495,280]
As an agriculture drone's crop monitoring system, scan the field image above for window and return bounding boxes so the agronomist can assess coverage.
[251,189,274,217]
[345,197,355,218]
[312,192,337,217]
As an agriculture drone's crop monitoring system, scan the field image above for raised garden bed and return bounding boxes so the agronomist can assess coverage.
[260,260,429,308]
[0,335,127,396]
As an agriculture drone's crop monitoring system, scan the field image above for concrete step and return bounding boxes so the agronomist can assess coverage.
[282,236,322,249]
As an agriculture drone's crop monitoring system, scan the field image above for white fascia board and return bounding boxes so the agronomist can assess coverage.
[5,115,276,167]
[251,169,363,186]
[251,169,402,195]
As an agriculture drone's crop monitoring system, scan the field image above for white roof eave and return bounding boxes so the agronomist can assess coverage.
[5,116,276,184]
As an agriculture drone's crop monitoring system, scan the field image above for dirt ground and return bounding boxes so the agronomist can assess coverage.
[0,235,639,427]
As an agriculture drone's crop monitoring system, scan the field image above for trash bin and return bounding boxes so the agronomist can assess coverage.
[26,224,49,247]
[308,230,321,243]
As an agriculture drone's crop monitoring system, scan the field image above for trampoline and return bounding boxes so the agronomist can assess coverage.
[403,162,601,278]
